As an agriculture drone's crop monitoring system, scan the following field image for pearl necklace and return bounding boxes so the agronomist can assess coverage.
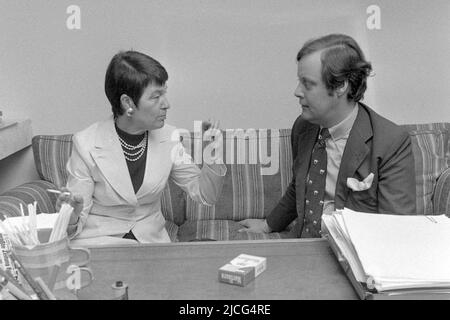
[118,131,148,162]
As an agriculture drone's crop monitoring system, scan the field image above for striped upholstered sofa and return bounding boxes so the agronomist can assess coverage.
[0,123,449,242]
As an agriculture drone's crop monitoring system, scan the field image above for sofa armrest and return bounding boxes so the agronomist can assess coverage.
[433,167,450,216]
[0,180,58,219]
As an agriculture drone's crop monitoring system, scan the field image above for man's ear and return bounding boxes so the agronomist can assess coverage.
[336,81,349,97]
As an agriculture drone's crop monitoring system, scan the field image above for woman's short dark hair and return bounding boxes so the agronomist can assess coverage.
[296,34,372,102]
[105,51,168,118]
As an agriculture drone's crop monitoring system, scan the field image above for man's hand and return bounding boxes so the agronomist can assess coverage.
[55,187,83,226]
[238,219,272,233]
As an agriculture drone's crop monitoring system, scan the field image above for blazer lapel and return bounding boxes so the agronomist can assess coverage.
[90,117,137,205]
[295,125,320,216]
[136,126,172,198]
[334,105,373,209]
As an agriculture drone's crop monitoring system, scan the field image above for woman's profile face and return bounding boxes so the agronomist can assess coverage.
[133,83,170,131]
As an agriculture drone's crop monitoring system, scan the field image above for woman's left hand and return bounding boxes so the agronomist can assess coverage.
[202,119,220,133]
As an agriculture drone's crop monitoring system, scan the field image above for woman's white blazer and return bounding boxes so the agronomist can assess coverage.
[66,116,226,243]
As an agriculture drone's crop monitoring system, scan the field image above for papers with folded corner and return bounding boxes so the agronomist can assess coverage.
[322,208,450,294]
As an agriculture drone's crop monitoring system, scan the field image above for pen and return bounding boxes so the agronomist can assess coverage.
[0,283,19,300]
[47,264,60,291]
[47,189,71,196]
[0,263,25,290]
[34,277,57,300]
[8,251,50,300]
[0,276,32,300]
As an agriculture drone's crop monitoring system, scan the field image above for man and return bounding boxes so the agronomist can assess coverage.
[239,34,416,238]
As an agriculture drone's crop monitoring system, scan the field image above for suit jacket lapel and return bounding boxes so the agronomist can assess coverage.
[136,126,172,198]
[90,117,137,205]
[295,125,319,216]
[334,105,373,209]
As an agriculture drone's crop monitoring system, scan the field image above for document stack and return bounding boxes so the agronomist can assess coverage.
[322,208,450,299]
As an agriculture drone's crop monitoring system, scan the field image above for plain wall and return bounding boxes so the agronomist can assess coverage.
[0,0,449,194]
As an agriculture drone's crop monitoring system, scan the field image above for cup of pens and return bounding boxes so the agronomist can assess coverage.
[1,202,94,299]
[12,235,94,299]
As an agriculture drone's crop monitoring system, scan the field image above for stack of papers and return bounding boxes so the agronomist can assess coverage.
[322,208,450,295]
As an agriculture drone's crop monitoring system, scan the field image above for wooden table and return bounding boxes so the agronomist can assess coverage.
[77,238,358,300]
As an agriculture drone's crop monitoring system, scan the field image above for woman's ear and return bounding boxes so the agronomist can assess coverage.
[120,94,134,116]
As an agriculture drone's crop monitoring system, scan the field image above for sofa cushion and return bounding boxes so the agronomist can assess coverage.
[165,220,179,242]
[433,167,450,216]
[31,135,185,225]
[184,129,293,221]
[402,123,450,215]
[0,180,58,218]
[161,180,186,226]
[32,135,73,188]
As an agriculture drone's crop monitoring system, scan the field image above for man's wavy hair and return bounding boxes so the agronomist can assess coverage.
[296,34,372,102]
[105,50,168,118]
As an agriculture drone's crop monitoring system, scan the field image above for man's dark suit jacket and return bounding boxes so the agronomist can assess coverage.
[266,103,417,235]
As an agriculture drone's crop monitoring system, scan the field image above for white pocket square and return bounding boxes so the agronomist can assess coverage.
[346,173,374,192]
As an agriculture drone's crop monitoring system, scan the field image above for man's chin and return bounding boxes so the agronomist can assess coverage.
[300,107,311,119]
[300,110,319,124]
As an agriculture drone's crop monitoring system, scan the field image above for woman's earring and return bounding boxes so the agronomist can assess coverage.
[127,108,133,117]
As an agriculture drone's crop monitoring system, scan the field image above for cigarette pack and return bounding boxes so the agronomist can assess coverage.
[218,254,267,287]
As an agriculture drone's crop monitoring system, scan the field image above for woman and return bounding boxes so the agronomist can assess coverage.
[59,51,226,245]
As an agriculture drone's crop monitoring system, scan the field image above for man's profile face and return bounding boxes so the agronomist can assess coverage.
[295,51,338,127]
